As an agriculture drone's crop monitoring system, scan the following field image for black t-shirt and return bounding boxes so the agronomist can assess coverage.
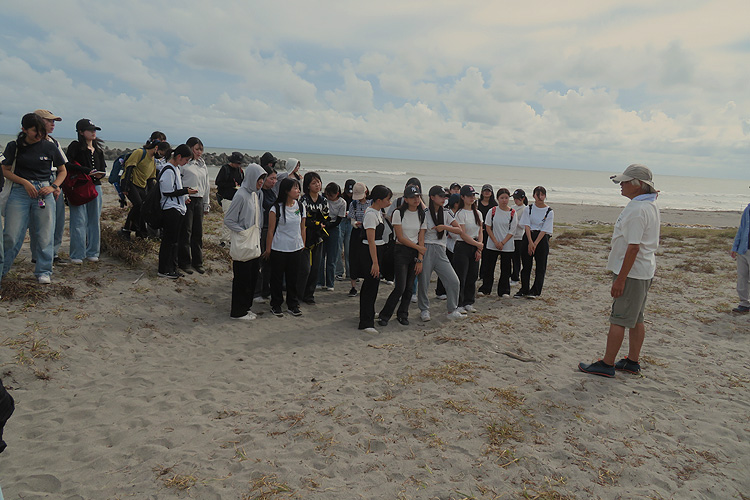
[2,140,65,182]
[301,193,330,245]
[215,164,244,201]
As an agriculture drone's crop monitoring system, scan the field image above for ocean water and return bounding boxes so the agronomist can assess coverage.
[2,135,747,212]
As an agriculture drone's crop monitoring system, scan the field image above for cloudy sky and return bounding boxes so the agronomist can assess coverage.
[1,0,748,177]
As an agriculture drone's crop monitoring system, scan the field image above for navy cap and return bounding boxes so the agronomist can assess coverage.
[460,185,476,197]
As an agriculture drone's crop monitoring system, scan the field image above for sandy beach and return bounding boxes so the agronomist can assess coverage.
[1,185,748,499]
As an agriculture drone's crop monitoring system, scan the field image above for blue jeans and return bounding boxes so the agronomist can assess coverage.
[337,218,352,278]
[3,182,55,278]
[318,225,341,288]
[69,185,102,260]
[30,180,66,260]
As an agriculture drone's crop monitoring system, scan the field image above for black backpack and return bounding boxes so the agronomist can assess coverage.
[141,165,175,230]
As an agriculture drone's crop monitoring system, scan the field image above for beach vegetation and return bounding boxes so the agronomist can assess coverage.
[244,474,295,500]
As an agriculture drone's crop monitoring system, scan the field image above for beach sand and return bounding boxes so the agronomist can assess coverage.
[0,187,748,499]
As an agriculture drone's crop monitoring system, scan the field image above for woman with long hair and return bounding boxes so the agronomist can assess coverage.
[224,163,267,319]
[66,119,107,263]
[298,171,329,304]
[477,184,497,294]
[1,113,67,284]
[510,189,528,284]
[452,185,485,312]
[157,144,196,279]
[318,182,345,290]
[377,185,426,327]
[119,132,165,239]
[178,136,210,274]
[516,186,554,299]
[265,177,306,317]
[416,186,465,322]
[357,185,392,333]
[336,178,356,281]
[478,188,518,297]
[346,182,370,297]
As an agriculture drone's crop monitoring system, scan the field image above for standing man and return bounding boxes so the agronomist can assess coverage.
[730,193,750,314]
[579,164,660,378]
[34,109,69,264]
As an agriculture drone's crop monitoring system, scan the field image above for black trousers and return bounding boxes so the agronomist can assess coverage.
[270,249,301,310]
[436,248,453,296]
[124,185,148,236]
[359,243,384,329]
[297,242,324,303]
[158,208,184,274]
[379,245,418,321]
[479,249,513,296]
[520,232,550,296]
[178,197,204,268]
[511,241,522,282]
[231,258,260,317]
[0,376,15,454]
[452,241,479,307]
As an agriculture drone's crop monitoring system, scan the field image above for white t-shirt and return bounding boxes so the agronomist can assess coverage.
[512,202,527,240]
[159,164,186,215]
[607,197,660,279]
[485,206,518,252]
[270,203,306,252]
[327,197,346,223]
[392,208,426,245]
[362,207,386,246]
[424,207,455,247]
[519,204,554,234]
[455,208,481,240]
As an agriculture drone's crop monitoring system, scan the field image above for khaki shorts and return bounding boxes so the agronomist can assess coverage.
[610,274,652,328]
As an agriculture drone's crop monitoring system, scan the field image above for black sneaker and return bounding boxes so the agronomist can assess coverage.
[157,271,180,279]
[288,307,302,316]
[53,256,69,265]
[513,291,527,299]
[180,266,194,275]
[732,305,750,314]
[578,360,615,378]
[397,317,409,326]
[271,307,284,317]
[378,317,389,326]
[614,357,641,374]
[348,287,358,297]
[118,228,131,241]
[303,298,316,305]
[194,266,206,274]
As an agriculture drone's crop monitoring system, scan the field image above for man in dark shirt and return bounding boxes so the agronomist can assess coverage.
[215,152,245,205]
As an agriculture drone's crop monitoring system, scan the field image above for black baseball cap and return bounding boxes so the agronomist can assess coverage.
[76,118,101,132]
[404,185,421,198]
[449,182,461,190]
[512,188,526,199]
[429,185,448,197]
[228,152,244,164]
[460,185,477,197]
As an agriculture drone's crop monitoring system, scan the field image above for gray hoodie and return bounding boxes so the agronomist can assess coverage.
[224,163,266,232]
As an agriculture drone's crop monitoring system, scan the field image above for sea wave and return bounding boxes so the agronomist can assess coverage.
[309,168,408,177]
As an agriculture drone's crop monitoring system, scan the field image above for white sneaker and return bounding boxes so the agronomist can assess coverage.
[253,296,266,304]
[86,256,99,262]
[420,310,431,322]
[37,275,51,284]
[447,310,467,320]
[455,306,466,314]
[436,294,447,300]
[464,304,477,313]
[411,294,417,303]
[362,327,379,334]
[232,312,257,320]
[326,286,335,291]
[501,293,511,298]
[510,280,519,286]
[70,259,83,264]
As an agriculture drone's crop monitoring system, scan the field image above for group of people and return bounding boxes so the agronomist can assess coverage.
[1,110,106,288]
[217,158,556,331]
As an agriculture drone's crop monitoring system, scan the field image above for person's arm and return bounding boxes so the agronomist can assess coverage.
[300,216,307,248]
[611,244,640,298]
[2,163,39,197]
[485,212,502,249]
[263,210,277,259]
[415,228,426,275]
[223,195,246,233]
[203,170,210,212]
[65,141,90,175]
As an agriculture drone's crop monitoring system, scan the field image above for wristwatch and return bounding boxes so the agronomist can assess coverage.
[51,183,59,190]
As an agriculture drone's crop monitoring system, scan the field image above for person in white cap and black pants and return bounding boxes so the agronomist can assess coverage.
[579,164,660,378]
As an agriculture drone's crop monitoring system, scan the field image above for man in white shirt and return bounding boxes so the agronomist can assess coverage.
[579,164,660,378]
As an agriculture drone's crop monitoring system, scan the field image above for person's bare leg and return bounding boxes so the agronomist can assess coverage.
[603,323,626,365]
[626,322,645,362]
